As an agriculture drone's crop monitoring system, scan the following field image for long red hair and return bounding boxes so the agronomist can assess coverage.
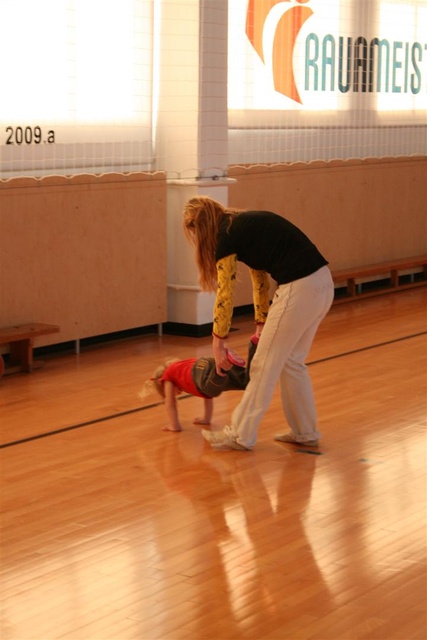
[182,196,239,292]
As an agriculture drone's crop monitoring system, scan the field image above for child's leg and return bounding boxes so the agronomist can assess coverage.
[223,364,247,390]
[192,357,229,397]
[192,348,256,396]
[225,338,258,390]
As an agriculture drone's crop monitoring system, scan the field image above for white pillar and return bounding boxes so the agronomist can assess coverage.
[155,0,234,333]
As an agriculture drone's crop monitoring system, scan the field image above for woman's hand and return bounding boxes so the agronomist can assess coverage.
[255,322,264,338]
[212,334,230,375]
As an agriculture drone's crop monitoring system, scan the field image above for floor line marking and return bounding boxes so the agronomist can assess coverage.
[1,331,425,449]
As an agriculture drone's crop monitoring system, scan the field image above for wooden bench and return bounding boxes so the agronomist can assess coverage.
[332,255,427,303]
[0,323,60,374]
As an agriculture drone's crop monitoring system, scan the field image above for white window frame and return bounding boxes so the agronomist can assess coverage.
[0,0,154,176]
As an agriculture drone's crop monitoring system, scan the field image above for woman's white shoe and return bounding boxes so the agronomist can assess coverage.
[274,433,319,447]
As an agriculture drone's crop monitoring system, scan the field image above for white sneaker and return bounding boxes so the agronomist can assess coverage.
[201,429,249,450]
[274,433,319,447]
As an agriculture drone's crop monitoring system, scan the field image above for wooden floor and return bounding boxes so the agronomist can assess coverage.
[1,289,426,640]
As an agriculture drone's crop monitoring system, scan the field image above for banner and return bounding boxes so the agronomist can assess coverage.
[229,0,427,121]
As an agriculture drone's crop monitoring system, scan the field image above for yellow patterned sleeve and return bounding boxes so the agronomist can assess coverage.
[249,269,270,324]
[213,255,237,338]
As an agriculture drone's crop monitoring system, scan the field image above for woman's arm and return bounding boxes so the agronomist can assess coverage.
[249,268,270,330]
[212,255,237,373]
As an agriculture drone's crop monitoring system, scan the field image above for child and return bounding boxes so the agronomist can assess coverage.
[139,338,258,432]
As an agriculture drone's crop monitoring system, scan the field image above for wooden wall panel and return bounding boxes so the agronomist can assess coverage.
[0,173,167,347]
[228,157,427,307]
[1,158,425,341]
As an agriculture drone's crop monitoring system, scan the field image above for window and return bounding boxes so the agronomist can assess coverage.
[0,0,153,175]
[228,0,427,126]
[227,0,426,162]
[376,1,427,114]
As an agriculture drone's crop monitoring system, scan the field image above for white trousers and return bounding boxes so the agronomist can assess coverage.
[224,266,334,449]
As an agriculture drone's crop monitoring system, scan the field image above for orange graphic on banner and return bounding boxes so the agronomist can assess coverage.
[246,0,313,104]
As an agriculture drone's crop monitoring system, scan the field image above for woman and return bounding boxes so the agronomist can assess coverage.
[183,196,334,451]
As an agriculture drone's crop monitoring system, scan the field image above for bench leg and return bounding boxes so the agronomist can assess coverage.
[347,278,356,297]
[391,269,399,287]
[9,339,34,372]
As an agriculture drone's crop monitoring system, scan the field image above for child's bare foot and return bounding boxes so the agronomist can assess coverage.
[193,417,210,425]
[162,426,182,432]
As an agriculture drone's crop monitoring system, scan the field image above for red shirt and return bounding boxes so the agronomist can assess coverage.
[161,359,209,398]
